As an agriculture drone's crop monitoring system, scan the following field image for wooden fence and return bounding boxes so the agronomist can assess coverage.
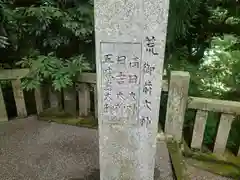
[0,69,240,157]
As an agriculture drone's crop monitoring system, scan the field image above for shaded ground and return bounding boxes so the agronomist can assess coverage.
[0,116,173,180]
[0,116,99,180]
[186,163,233,180]
[0,116,233,180]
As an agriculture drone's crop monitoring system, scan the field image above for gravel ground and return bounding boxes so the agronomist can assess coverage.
[0,116,232,180]
[0,116,173,180]
[186,164,233,180]
[0,116,99,180]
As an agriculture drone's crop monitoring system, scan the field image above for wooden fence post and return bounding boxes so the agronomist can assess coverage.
[63,87,77,116]
[12,79,27,117]
[165,71,190,142]
[0,85,8,121]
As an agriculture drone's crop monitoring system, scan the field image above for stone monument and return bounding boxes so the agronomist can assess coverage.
[94,0,169,179]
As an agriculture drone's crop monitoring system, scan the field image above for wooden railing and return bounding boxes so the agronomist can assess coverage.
[1,69,240,157]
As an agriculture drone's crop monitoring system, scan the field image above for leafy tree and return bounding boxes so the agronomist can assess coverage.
[0,0,240,150]
[0,36,9,48]
[166,0,240,150]
[0,0,94,90]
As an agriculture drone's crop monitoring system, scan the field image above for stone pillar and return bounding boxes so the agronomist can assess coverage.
[34,87,43,115]
[165,71,190,142]
[94,0,170,179]
[12,79,27,117]
[63,87,77,116]
[77,83,90,117]
[0,85,8,121]
[49,87,61,110]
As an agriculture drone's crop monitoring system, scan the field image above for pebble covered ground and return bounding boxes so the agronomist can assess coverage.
[0,116,233,180]
[0,117,173,180]
[186,164,233,180]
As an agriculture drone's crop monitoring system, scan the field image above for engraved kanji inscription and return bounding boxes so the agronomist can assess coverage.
[145,36,159,56]
[139,116,152,127]
[103,54,114,63]
[117,56,127,64]
[128,74,138,84]
[100,42,141,124]
[143,80,152,95]
[143,62,155,75]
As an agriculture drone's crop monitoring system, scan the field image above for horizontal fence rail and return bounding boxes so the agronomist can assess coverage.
[0,69,29,80]
[188,96,240,114]
[0,69,240,156]
[164,72,240,156]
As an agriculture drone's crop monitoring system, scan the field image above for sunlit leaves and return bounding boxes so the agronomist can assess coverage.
[208,7,228,25]
[1,0,93,51]
[0,36,9,48]
[0,0,94,90]
[168,34,240,98]
[20,53,90,91]
[198,35,239,97]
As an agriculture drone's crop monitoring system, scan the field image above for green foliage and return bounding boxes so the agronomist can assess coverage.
[0,36,9,48]
[203,112,220,146]
[18,52,90,91]
[227,117,240,151]
[0,0,93,89]
[167,0,203,43]
[170,34,240,147]
[0,0,240,152]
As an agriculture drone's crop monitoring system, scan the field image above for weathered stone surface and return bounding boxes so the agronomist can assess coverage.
[214,114,235,154]
[165,71,190,142]
[0,85,8,122]
[34,87,43,115]
[12,79,27,117]
[77,83,90,117]
[95,0,169,179]
[64,87,77,116]
[191,110,208,149]
[0,69,29,80]
[77,73,169,92]
[93,84,98,118]
[78,73,97,84]
[188,97,240,115]
[49,88,61,109]
[166,136,190,180]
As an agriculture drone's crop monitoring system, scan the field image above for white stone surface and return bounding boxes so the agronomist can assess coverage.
[94,0,169,179]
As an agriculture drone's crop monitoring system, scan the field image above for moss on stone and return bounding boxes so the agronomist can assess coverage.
[182,140,240,178]
[166,137,190,180]
[223,150,240,166]
[186,158,240,179]
[38,108,98,129]
[39,108,72,118]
